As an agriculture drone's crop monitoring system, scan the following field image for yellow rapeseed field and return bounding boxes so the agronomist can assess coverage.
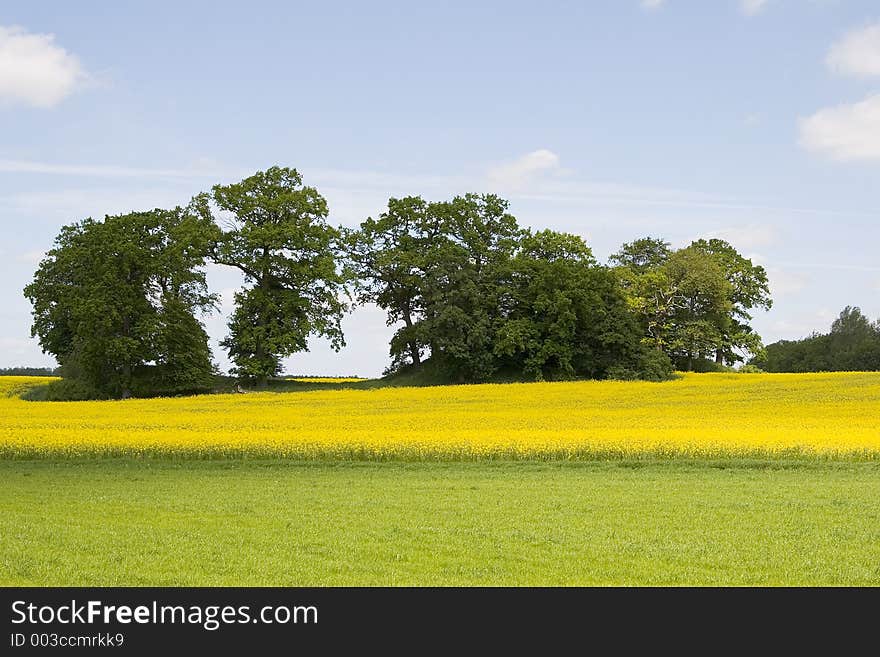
[285,377,366,383]
[1,373,879,460]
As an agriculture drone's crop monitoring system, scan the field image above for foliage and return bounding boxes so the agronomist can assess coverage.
[23,207,217,398]
[347,196,437,367]
[611,236,770,370]
[205,167,349,386]
[688,239,771,364]
[609,236,671,274]
[20,377,106,401]
[355,196,670,382]
[755,306,880,372]
[419,194,524,381]
[499,229,656,381]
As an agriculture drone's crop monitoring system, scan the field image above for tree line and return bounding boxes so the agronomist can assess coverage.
[753,306,880,372]
[0,367,60,377]
[24,166,772,399]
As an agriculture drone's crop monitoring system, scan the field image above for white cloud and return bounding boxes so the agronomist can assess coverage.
[0,25,87,108]
[487,149,562,191]
[640,0,665,10]
[799,94,880,161]
[700,223,777,249]
[827,23,880,78]
[740,0,768,16]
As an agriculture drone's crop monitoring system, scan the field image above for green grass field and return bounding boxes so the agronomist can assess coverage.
[2,459,878,586]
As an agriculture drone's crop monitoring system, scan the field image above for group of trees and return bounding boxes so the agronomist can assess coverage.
[754,306,880,372]
[350,195,671,382]
[24,166,772,399]
[25,167,346,398]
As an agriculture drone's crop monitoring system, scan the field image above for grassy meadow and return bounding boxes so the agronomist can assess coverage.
[2,460,879,586]
[1,373,879,586]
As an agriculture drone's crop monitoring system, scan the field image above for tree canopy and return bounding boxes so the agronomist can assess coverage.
[611,236,770,370]
[353,196,672,382]
[204,166,350,387]
[24,206,218,398]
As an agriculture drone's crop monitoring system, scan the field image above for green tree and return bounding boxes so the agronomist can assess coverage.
[205,167,348,387]
[418,194,523,381]
[663,246,733,370]
[756,306,880,372]
[611,237,770,370]
[688,239,771,364]
[497,230,663,380]
[24,206,217,398]
[348,196,440,369]
[609,236,672,274]
[610,237,680,352]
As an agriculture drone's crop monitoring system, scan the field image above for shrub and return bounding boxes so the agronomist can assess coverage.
[633,347,674,381]
[21,378,108,402]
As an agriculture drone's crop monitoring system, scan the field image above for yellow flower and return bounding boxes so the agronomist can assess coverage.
[1,373,878,460]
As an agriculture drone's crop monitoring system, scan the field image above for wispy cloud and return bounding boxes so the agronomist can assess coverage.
[487,149,563,191]
[773,261,880,273]
[0,25,88,108]
[640,0,665,10]
[827,22,880,78]
[3,157,877,223]
[0,158,234,180]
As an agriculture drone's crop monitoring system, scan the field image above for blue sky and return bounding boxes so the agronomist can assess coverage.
[1,1,879,375]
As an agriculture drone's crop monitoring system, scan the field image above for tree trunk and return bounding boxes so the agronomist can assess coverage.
[254,321,267,390]
[121,314,132,399]
[121,368,132,399]
[715,348,723,364]
[253,246,272,390]
[403,311,420,366]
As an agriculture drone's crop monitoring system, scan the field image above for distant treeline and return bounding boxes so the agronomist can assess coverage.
[753,306,880,372]
[23,166,771,399]
[0,367,59,377]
